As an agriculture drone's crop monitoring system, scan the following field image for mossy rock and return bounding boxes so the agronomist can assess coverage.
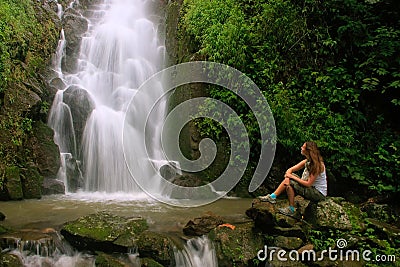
[0,253,23,267]
[4,166,23,200]
[61,212,148,253]
[30,121,60,177]
[208,222,264,267]
[21,167,43,199]
[304,197,353,230]
[137,231,176,266]
[140,257,164,267]
[95,252,129,267]
[0,225,9,235]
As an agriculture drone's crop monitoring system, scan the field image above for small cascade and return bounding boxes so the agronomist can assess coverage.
[174,236,218,267]
[0,229,95,267]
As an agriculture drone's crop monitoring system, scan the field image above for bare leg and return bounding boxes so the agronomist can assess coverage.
[286,185,295,207]
[273,178,291,196]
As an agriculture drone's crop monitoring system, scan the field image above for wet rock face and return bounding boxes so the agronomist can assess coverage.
[42,177,65,195]
[30,121,60,178]
[62,85,95,154]
[61,9,88,73]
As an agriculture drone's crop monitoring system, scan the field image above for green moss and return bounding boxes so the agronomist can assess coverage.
[4,166,23,200]
[140,258,164,267]
[63,212,149,243]
[0,0,60,200]
[95,252,126,267]
[342,201,366,232]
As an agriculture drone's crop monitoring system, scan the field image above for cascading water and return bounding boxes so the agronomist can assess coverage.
[174,236,218,267]
[49,0,168,195]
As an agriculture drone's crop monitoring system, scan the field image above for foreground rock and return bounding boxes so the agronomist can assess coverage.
[183,211,224,236]
[61,212,148,253]
[208,221,264,267]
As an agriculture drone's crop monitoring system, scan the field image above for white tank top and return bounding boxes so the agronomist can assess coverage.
[301,161,328,196]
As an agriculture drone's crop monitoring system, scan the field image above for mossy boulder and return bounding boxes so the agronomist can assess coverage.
[61,212,148,253]
[4,166,23,200]
[136,231,176,266]
[304,197,357,230]
[29,121,60,178]
[0,225,8,235]
[0,253,23,267]
[208,222,264,267]
[95,252,130,267]
[20,167,43,199]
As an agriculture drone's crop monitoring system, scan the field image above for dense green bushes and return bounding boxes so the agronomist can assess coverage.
[179,0,400,196]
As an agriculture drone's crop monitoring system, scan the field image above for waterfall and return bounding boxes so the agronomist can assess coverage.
[174,236,218,267]
[48,0,169,195]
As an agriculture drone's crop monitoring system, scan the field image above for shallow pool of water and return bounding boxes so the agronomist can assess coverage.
[0,193,253,232]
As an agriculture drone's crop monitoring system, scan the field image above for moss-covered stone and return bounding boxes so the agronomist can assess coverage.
[137,231,176,266]
[95,252,128,267]
[0,253,23,267]
[0,225,8,235]
[304,198,353,230]
[61,212,148,253]
[4,166,23,200]
[29,121,60,178]
[21,167,43,199]
[208,222,264,267]
[140,257,164,267]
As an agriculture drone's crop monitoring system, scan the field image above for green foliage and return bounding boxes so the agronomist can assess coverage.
[180,0,400,195]
[0,0,56,94]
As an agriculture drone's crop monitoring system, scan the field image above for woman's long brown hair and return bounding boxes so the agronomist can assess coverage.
[305,141,324,176]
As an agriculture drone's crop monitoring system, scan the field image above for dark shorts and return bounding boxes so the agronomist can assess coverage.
[290,179,326,202]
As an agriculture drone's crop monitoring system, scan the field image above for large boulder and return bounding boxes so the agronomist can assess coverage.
[246,199,302,231]
[61,212,148,253]
[62,85,95,156]
[304,197,361,231]
[42,177,65,195]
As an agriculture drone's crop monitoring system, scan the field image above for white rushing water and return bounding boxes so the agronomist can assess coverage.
[174,236,218,267]
[48,0,169,195]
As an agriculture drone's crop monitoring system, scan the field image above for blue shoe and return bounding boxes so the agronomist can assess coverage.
[258,194,276,204]
[278,207,297,218]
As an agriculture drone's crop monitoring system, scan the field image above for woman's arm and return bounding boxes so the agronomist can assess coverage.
[290,173,316,187]
[285,159,316,187]
[285,159,307,175]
